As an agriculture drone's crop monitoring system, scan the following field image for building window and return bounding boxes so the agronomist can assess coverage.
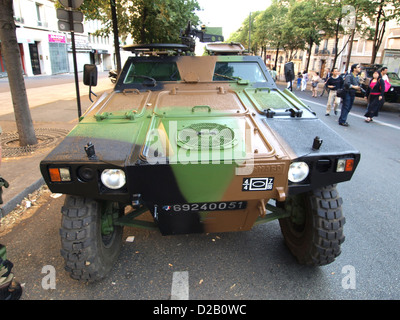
[36,2,46,27]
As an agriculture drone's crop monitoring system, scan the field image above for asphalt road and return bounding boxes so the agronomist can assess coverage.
[1,82,400,303]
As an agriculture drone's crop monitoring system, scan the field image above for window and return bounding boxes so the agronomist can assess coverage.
[36,3,44,26]
[213,62,267,83]
[123,61,181,84]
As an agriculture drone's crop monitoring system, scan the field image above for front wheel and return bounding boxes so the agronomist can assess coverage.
[278,185,345,266]
[60,196,123,281]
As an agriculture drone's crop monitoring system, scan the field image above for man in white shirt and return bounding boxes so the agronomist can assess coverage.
[381,67,388,81]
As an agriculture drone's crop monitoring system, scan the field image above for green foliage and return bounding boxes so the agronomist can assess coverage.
[229,0,400,67]
[80,0,200,44]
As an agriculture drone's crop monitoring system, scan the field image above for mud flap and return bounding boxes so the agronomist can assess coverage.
[157,210,204,235]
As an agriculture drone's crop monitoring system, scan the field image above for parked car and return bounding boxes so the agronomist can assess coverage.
[385,72,400,103]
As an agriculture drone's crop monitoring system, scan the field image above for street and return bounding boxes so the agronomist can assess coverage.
[1,76,400,301]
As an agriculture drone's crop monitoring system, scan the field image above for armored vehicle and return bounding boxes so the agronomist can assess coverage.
[40,27,360,281]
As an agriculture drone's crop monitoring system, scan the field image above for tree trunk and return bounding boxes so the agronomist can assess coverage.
[305,39,313,72]
[332,18,341,69]
[370,2,385,64]
[110,0,121,73]
[345,28,355,72]
[274,43,280,70]
[0,0,37,146]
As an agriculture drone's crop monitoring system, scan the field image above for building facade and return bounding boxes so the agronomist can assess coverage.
[0,0,117,77]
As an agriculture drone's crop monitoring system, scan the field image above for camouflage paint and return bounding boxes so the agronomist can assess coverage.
[40,53,360,235]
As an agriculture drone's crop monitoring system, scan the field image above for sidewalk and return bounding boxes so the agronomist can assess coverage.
[0,72,113,217]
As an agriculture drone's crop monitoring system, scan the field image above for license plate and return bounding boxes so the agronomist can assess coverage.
[160,201,247,213]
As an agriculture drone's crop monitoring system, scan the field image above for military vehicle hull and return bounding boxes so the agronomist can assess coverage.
[40,49,360,281]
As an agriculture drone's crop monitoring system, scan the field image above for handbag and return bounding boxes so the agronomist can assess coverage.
[336,88,345,98]
[384,80,391,92]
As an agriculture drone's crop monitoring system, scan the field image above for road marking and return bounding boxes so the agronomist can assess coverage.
[171,271,189,300]
[302,98,400,131]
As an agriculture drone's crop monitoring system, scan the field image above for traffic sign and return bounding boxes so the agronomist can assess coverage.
[58,0,84,9]
[57,8,83,22]
[58,20,84,33]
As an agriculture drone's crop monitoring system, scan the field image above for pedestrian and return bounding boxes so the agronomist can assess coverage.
[338,64,362,126]
[319,68,331,97]
[380,66,388,81]
[364,70,385,123]
[325,67,343,116]
[311,72,320,97]
[301,70,308,91]
[296,72,302,90]
[379,66,391,93]
[270,67,277,82]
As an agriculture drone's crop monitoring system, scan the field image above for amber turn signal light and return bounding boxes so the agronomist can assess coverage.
[336,159,354,172]
[345,159,354,172]
[48,168,71,182]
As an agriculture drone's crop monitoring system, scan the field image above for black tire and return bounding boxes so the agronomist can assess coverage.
[60,196,123,281]
[278,185,345,266]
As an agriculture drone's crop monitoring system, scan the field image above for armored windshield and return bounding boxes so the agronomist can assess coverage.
[213,62,267,83]
[123,61,181,84]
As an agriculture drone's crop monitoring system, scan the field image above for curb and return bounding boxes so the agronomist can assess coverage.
[0,177,44,218]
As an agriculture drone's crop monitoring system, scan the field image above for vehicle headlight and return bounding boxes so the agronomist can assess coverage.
[101,169,126,189]
[288,162,309,183]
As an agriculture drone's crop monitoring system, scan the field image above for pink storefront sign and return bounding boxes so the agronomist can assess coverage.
[48,34,66,43]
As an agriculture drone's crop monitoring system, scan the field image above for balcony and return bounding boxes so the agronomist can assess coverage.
[37,21,49,28]
[14,16,24,24]
[318,49,330,56]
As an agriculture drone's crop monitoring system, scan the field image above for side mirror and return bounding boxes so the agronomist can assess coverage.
[83,64,98,86]
[83,64,98,102]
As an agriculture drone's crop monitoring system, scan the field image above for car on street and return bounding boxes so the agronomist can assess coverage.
[385,72,400,102]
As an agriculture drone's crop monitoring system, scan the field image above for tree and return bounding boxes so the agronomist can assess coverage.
[81,0,201,44]
[287,0,331,72]
[255,1,289,67]
[229,11,262,54]
[110,0,121,72]
[365,0,400,64]
[0,0,37,147]
[335,0,400,68]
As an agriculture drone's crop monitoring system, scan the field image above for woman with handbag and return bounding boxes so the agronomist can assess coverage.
[311,72,320,97]
[364,70,385,123]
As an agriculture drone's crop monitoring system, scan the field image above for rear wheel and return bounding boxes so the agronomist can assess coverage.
[60,196,123,281]
[278,185,345,266]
